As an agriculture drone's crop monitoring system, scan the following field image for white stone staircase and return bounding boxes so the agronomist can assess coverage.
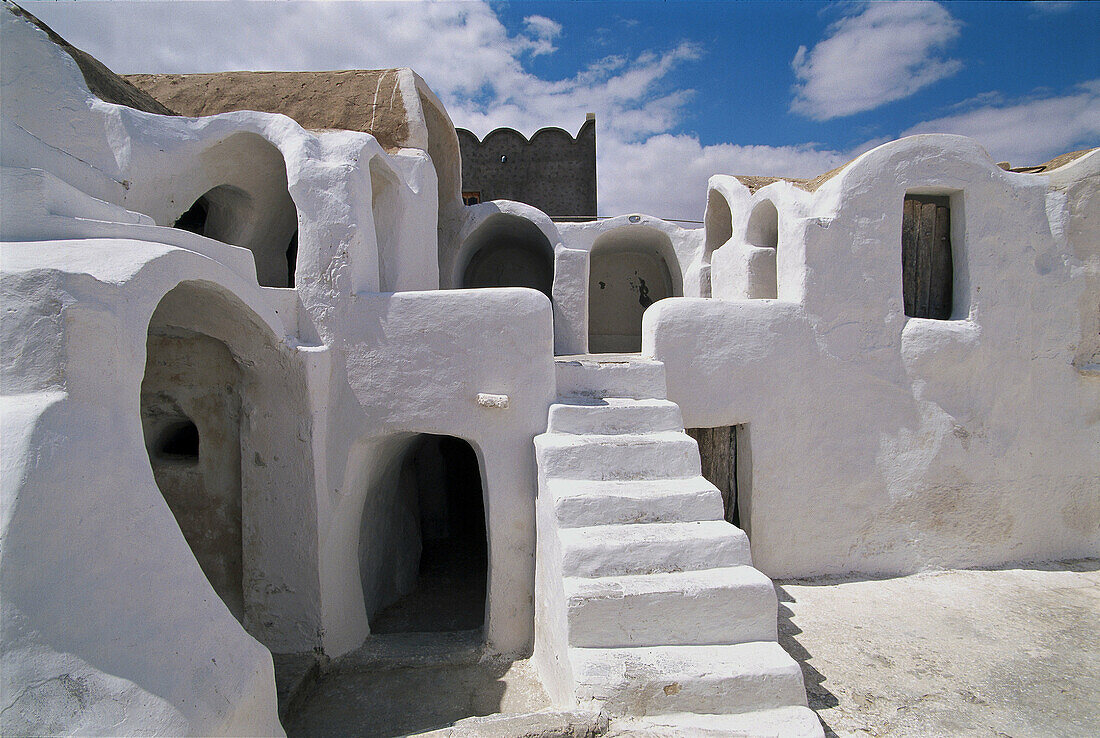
[533,356,822,738]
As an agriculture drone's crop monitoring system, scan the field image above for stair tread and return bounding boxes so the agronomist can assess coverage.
[565,565,772,598]
[617,706,824,737]
[571,640,800,675]
[560,521,751,577]
[551,397,679,409]
[549,476,720,496]
[550,477,726,527]
[560,520,745,547]
[538,429,695,445]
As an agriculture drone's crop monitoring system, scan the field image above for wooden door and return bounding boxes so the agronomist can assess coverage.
[903,195,953,320]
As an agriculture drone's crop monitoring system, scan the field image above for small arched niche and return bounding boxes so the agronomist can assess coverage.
[460,213,554,299]
[744,200,779,299]
[170,132,299,288]
[588,225,682,353]
[360,435,488,634]
[704,189,733,262]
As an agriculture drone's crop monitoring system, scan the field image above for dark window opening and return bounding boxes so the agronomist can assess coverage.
[903,194,953,320]
[370,436,487,634]
[173,197,209,235]
[686,424,751,531]
[157,419,200,460]
[462,191,482,206]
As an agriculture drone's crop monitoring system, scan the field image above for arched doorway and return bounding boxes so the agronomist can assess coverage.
[170,132,299,288]
[588,226,681,353]
[362,435,487,634]
[460,214,554,299]
[139,281,316,646]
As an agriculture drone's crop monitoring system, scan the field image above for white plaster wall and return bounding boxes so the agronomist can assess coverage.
[646,136,1100,578]
[555,214,703,355]
[1,242,307,736]
[315,288,555,657]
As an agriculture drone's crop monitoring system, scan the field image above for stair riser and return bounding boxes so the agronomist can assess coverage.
[554,490,724,527]
[565,579,778,648]
[537,437,701,481]
[575,663,807,716]
[555,361,667,400]
[560,529,752,578]
[548,402,683,435]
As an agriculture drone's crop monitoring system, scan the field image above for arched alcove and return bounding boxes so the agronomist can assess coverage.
[370,158,404,292]
[141,327,244,619]
[169,132,299,289]
[460,214,554,299]
[588,226,682,353]
[139,281,316,648]
[360,434,487,634]
[704,189,733,261]
[745,200,779,299]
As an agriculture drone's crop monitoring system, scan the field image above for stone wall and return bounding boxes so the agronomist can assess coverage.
[457,119,596,220]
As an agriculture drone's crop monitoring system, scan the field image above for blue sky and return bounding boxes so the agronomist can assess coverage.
[25,1,1100,220]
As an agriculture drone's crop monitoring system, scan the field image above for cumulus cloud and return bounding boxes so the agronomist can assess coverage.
[900,81,1100,165]
[791,1,962,120]
[26,0,733,217]
[522,15,562,56]
[598,135,849,221]
[30,1,1086,222]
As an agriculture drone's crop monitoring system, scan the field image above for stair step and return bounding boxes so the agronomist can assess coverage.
[571,642,807,717]
[564,567,777,648]
[555,357,667,400]
[548,398,683,435]
[550,477,725,527]
[559,521,751,578]
[615,707,824,737]
[536,431,700,481]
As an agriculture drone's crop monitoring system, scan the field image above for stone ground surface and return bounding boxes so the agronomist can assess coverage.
[282,560,1099,737]
[778,559,1100,738]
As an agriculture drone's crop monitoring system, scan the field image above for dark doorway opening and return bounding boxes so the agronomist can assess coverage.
[685,424,751,530]
[173,196,209,235]
[370,436,488,634]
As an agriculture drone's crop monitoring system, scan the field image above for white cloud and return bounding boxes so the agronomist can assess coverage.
[522,15,562,56]
[901,82,1100,165]
[31,1,1083,223]
[791,1,962,120]
[598,135,849,221]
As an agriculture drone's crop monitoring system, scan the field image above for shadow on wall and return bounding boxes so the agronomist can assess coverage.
[169,132,299,288]
[588,225,682,353]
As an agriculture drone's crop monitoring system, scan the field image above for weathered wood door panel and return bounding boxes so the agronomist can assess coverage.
[903,195,953,320]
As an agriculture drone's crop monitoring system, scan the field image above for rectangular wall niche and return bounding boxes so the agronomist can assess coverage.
[902,194,954,320]
[685,425,749,529]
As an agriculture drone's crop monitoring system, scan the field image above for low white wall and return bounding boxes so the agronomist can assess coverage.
[646,137,1100,578]
[315,288,555,657]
